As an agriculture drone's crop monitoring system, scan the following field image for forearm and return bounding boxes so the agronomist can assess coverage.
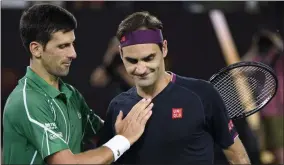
[47,135,130,164]
[46,147,114,164]
[75,135,130,164]
[223,137,251,164]
[224,149,251,164]
[74,146,114,164]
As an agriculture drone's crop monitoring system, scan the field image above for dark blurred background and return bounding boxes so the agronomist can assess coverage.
[1,1,284,164]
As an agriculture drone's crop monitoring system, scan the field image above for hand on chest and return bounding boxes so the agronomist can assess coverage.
[118,89,205,146]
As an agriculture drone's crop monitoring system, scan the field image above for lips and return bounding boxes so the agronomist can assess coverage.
[137,73,151,79]
[62,62,71,66]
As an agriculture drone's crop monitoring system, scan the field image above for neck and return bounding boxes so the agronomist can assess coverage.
[30,60,60,90]
[136,72,172,99]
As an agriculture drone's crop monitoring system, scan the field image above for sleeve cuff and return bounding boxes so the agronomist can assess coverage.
[42,142,70,160]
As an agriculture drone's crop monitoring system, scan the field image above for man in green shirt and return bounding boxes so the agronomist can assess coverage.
[3,4,153,164]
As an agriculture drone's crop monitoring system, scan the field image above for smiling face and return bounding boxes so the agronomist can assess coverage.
[31,30,77,77]
[121,40,168,88]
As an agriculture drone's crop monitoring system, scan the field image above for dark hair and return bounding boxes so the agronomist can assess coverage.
[252,30,278,53]
[116,11,164,51]
[19,4,77,57]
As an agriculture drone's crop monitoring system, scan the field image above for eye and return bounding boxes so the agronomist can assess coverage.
[144,55,154,62]
[58,43,72,49]
[126,58,138,64]
[58,44,67,49]
[143,54,155,62]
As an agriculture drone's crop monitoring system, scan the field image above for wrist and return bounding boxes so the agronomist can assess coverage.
[103,135,130,162]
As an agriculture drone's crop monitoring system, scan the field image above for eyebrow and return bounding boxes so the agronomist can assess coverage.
[125,53,156,61]
[58,38,76,45]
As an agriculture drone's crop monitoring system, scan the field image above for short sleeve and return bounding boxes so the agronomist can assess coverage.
[8,91,69,159]
[71,88,104,150]
[208,84,238,149]
[97,101,117,146]
[78,91,104,136]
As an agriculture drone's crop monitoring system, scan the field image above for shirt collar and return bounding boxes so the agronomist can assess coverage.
[25,67,72,99]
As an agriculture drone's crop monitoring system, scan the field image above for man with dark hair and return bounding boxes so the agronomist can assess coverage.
[98,11,251,164]
[3,4,153,164]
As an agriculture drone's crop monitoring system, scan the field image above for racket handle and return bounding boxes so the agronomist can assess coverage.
[209,9,261,130]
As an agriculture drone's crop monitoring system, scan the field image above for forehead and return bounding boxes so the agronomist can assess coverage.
[122,43,160,58]
[49,30,75,43]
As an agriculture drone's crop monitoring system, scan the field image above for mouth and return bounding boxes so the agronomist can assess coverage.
[62,62,71,67]
[137,73,151,79]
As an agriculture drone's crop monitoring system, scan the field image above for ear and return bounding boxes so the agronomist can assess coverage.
[162,40,168,58]
[30,41,43,58]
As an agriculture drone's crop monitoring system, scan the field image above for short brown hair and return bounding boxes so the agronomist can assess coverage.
[116,11,163,41]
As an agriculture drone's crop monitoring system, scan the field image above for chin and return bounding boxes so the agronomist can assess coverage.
[56,70,69,77]
[136,80,155,88]
[60,73,69,77]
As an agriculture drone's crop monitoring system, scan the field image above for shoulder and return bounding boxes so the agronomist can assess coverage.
[5,80,49,111]
[174,74,213,90]
[3,81,49,124]
[107,87,137,114]
[173,74,222,114]
[173,74,217,97]
[110,87,136,105]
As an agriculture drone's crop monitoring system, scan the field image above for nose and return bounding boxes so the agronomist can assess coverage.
[135,62,147,75]
[68,44,77,59]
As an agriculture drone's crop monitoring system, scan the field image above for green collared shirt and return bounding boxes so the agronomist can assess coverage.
[3,67,104,164]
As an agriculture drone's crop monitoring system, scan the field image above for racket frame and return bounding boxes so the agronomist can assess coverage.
[209,61,278,120]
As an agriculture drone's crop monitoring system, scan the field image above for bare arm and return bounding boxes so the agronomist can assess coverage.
[222,136,251,164]
[47,147,114,164]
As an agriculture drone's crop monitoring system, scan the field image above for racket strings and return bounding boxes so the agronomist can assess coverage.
[229,71,275,104]
[227,68,274,117]
[223,68,275,117]
[211,66,277,118]
[228,89,274,117]
[212,67,258,108]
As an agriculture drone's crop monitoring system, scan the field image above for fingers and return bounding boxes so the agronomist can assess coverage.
[126,98,152,119]
[137,103,154,124]
[116,111,123,123]
[141,110,153,126]
[131,98,152,120]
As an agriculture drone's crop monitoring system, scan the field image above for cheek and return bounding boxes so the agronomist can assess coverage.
[124,64,135,74]
[42,51,61,66]
[42,53,52,64]
[148,61,160,70]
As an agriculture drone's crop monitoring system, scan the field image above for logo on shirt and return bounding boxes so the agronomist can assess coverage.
[45,122,58,130]
[49,132,63,140]
[172,108,183,119]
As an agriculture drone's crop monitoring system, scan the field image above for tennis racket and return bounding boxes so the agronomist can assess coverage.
[209,61,278,120]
